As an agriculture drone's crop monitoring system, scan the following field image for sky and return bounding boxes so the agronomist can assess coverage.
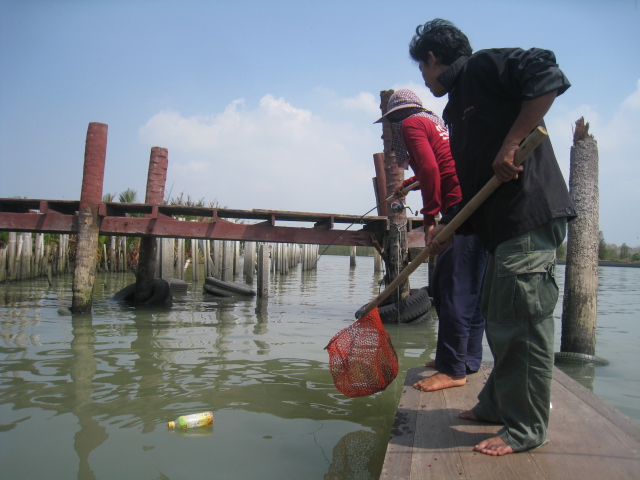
[1,0,639,247]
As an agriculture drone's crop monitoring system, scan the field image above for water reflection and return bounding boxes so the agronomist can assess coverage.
[70,314,107,480]
[2,259,638,479]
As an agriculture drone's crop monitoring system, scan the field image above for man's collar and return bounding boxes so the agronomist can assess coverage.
[437,55,469,93]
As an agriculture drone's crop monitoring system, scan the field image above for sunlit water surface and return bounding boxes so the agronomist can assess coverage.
[1,257,638,479]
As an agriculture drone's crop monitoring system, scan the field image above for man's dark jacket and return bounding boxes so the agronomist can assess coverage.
[439,48,576,251]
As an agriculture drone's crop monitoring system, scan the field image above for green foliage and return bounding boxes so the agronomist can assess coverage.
[118,188,138,204]
[556,242,567,260]
[619,243,630,260]
[598,231,608,260]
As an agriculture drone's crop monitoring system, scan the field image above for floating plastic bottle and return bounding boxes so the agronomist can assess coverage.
[167,411,214,429]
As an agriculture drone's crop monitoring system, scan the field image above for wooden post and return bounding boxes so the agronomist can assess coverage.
[7,232,16,280]
[244,241,256,283]
[191,239,199,282]
[257,244,270,297]
[0,245,6,282]
[373,153,388,216]
[234,241,241,277]
[109,236,116,272]
[159,238,174,281]
[373,249,382,273]
[222,241,234,281]
[350,246,357,267]
[379,90,409,301]
[561,118,599,356]
[135,147,168,303]
[177,238,185,280]
[72,122,107,313]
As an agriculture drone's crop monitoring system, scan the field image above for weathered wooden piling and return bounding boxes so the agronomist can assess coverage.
[7,232,16,280]
[256,243,270,297]
[191,239,199,282]
[244,241,256,282]
[561,118,599,356]
[0,244,6,282]
[158,238,174,281]
[72,122,108,313]
[373,249,382,273]
[135,146,168,303]
[373,153,388,216]
[349,246,357,267]
[379,90,409,301]
[222,240,234,280]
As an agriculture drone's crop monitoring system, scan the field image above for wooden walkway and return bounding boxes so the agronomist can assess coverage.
[0,197,427,248]
[381,363,640,480]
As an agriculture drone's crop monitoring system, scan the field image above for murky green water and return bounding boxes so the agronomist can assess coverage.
[0,257,638,479]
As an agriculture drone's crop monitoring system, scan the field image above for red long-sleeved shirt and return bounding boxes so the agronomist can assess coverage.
[400,115,462,226]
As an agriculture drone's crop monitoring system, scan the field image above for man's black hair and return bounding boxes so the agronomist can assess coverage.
[409,18,472,66]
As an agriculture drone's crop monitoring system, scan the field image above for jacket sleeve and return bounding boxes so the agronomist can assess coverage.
[490,47,571,100]
[401,119,442,226]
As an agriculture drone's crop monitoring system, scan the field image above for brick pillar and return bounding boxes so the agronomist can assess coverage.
[72,122,107,313]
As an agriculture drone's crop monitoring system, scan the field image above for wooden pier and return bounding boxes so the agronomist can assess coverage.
[382,363,640,480]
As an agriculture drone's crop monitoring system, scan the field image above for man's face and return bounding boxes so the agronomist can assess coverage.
[419,58,447,98]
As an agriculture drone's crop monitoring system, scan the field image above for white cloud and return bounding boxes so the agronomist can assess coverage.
[138,82,640,247]
[547,80,640,246]
[339,92,380,116]
[139,94,381,215]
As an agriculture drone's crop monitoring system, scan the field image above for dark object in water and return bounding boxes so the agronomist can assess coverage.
[204,277,256,296]
[112,278,173,307]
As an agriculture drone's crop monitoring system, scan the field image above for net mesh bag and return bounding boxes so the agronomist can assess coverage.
[325,308,399,397]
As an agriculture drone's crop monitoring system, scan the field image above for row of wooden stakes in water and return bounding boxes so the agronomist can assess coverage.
[0,232,321,286]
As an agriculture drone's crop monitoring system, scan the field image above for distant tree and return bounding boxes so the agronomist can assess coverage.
[556,242,567,260]
[598,231,607,260]
[619,243,630,260]
[632,252,640,262]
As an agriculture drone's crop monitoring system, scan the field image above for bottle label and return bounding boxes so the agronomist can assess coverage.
[178,411,214,429]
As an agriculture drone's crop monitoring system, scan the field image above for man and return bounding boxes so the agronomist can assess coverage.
[375,88,488,392]
[408,19,576,455]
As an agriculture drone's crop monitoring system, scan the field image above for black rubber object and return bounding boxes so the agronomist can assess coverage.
[554,351,610,366]
[204,277,256,296]
[359,286,432,324]
[111,278,173,306]
[203,283,233,297]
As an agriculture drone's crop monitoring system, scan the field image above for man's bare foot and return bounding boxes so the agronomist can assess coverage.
[458,410,479,421]
[424,360,436,367]
[474,436,515,456]
[413,372,466,391]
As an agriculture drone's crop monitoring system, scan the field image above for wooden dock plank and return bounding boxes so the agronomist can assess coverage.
[382,363,640,480]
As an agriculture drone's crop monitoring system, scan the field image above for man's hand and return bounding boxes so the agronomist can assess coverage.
[492,142,524,182]
[426,224,452,255]
[393,185,407,201]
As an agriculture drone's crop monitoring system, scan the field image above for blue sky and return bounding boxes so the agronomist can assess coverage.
[1,0,639,246]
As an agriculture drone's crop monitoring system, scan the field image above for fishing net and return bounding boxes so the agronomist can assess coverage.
[325,308,399,397]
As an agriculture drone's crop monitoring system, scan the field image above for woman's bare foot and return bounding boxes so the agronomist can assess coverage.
[413,372,466,391]
[473,436,515,456]
[424,360,436,367]
[458,410,479,421]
